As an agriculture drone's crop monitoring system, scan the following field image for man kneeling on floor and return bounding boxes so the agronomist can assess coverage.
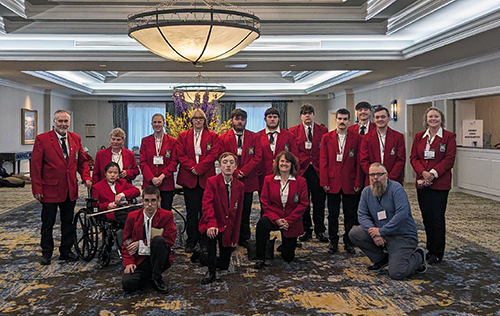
[122,185,177,294]
[349,163,427,279]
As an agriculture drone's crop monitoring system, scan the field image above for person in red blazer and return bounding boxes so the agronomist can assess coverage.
[140,113,178,211]
[289,104,329,243]
[320,109,363,255]
[254,151,309,269]
[121,186,177,294]
[92,128,139,184]
[176,108,221,252]
[198,152,244,284]
[257,107,299,192]
[360,106,406,186]
[219,109,262,247]
[410,107,456,265]
[348,101,376,136]
[31,110,92,265]
[92,162,140,224]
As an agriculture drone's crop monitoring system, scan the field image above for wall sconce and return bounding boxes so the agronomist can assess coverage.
[390,99,398,121]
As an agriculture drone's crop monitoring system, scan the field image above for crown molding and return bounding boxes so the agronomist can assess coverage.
[306,70,371,94]
[49,89,73,99]
[366,0,397,20]
[22,71,93,94]
[0,17,5,35]
[387,0,455,35]
[403,9,500,59]
[353,50,500,94]
[1,0,26,18]
[0,76,44,94]
[406,85,500,105]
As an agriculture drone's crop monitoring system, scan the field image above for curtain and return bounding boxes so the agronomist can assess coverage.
[271,100,289,129]
[236,102,271,133]
[218,101,236,123]
[112,101,128,147]
[127,103,166,150]
[166,101,175,117]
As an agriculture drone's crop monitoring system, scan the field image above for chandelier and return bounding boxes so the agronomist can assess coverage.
[128,0,261,64]
[173,73,226,103]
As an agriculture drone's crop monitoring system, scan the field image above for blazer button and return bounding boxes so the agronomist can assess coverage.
[226,215,229,218]
[224,225,227,228]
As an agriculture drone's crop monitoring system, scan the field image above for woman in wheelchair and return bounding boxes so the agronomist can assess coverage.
[92,162,141,225]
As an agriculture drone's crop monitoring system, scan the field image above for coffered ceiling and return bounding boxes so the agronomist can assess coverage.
[1,0,500,98]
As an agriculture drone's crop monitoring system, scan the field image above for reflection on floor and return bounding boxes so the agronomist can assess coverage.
[0,184,499,315]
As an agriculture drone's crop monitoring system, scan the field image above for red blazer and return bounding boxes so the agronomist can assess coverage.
[320,130,363,194]
[260,174,309,238]
[31,130,91,203]
[199,174,244,247]
[121,207,177,267]
[176,129,221,189]
[410,129,456,190]
[360,127,406,185]
[289,123,328,176]
[219,129,262,192]
[348,122,376,136]
[91,178,140,221]
[92,147,139,184]
[139,134,178,191]
[257,128,299,189]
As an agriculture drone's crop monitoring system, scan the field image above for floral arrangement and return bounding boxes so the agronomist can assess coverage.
[165,90,231,138]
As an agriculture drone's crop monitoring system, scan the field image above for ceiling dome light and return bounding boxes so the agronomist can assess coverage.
[128,1,261,64]
[173,73,226,103]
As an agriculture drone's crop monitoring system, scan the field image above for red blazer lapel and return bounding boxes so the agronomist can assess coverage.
[286,178,298,207]
[50,130,66,163]
[384,128,395,158]
[216,174,229,212]
[228,129,238,153]
[134,211,145,240]
[313,123,323,145]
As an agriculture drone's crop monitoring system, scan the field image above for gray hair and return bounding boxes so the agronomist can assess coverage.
[109,127,126,140]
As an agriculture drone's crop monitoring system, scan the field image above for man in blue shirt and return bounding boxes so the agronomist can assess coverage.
[349,163,427,279]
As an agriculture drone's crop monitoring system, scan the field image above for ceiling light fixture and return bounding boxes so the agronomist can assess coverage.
[128,0,261,65]
[173,73,226,103]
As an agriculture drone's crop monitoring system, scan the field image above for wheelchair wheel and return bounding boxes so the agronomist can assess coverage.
[73,209,99,261]
[98,230,112,267]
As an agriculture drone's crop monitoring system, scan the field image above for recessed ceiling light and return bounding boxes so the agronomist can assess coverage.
[225,64,248,69]
[195,64,204,68]
[99,64,107,67]
[290,64,296,67]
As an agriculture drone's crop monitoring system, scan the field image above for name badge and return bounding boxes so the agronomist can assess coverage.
[237,148,243,156]
[138,240,150,256]
[195,146,202,156]
[377,210,387,221]
[153,156,163,165]
[424,150,435,160]
[336,154,343,162]
[305,141,312,150]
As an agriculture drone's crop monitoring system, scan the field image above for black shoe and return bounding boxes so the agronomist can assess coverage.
[327,242,338,254]
[368,255,389,272]
[254,260,267,269]
[201,271,216,285]
[185,244,196,253]
[152,278,170,294]
[40,255,51,265]
[296,241,302,248]
[427,254,441,265]
[190,251,200,263]
[276,244,283,252]
[59,251,78,262]
[316,232,328,243]
[238,240,249,248]
[415,247,428,273]
[299,231,312,242]
[344,243,356,254]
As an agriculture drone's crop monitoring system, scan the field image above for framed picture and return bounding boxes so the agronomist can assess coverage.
[85,123,96,138]
[22,108,37,145]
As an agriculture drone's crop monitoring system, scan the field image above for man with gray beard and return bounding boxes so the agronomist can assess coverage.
[349,163,427,280]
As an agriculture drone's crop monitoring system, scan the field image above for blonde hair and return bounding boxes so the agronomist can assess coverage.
[109,127,126,140]
[423,107,445,129]
[191,108,208,129]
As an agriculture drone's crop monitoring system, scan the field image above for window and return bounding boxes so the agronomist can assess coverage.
[237,102,271,132]
[127,103,165,149]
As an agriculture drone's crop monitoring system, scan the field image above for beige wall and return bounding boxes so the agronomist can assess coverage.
[287,97,328,128]
[474,95,500,147]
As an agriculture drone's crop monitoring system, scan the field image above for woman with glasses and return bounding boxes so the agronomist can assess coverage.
[176,109,221,253]
[410,107,456,264]
[254,151,309,269]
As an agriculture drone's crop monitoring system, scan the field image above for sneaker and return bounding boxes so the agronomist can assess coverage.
[152,278,170,294]
[368,255,389,272]
[415,247,428,273]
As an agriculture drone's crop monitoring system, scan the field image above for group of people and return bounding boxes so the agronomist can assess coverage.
[30,101,456,293]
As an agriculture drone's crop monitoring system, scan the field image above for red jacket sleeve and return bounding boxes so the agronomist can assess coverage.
[92,151,102,184]
[433,133,456,177]
[231,187,245,245]
[387,133,406,181]
[161,138,178,178]
[30,136,44,196]
[176,134,196,172]
[410,133,426,177]
[260,177,280,224]
[284,178,309,225]
[359,136,371,175]
[319,133,329,187]
[162,211,177,248]
[125,150,140,182]
[121,213,136,267]
[139,137,155,184]
[199,179,218,232]
[75,135,91,182]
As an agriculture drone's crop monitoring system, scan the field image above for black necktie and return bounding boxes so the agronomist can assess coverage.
[60,137,69,161]
[268,132,276,145]
[360,126,366,135]
[237,134,243,149]
[226,183,230,207]
[307,126,313,142]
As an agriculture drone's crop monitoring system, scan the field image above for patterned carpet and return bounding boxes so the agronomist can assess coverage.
[0,183,499,315]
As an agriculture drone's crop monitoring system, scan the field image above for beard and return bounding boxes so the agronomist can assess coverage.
[370,180,387,197]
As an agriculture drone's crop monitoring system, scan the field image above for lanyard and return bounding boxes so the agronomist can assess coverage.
[377,196,384,211]
[337,131,347,154]
[155,135,163,156]
[281,179,290,193]
[112,150,122,163]
[194,130,202,146]
[377,131,386,149]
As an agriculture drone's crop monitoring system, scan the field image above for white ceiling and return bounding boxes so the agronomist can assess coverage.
[1,0,500,98]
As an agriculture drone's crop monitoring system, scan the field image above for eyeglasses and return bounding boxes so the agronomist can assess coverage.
[192,117,204,120]
[144,198,158,204]
[368,172,387,178]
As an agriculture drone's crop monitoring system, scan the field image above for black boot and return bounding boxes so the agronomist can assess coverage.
[201,271,216,285]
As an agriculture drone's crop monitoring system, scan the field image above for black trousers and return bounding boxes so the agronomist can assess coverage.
[183,183,204,247]
[301,165,326,234]
[200,232,233,273]
[40,194,76,256]
[256,216,297,262]
[417,187,449,260]
[327,190,359,246]
[239,192,254,243]
[160,190,174,211]
[122,236,171,293]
